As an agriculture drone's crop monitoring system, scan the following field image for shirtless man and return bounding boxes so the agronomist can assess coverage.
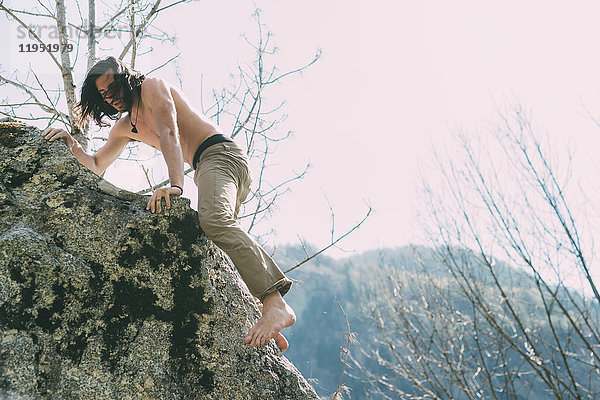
[42,56,295,352]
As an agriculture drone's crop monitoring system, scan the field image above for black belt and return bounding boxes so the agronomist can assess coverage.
[192,133,233,170]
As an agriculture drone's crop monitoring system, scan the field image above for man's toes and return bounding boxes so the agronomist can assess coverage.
[245,321,262,345]
[261,334,270,346]
[252,333,262,347]
[258,334,267,346]
[265,330,277,345]
[275,333,289,353]
[245,331,257,346]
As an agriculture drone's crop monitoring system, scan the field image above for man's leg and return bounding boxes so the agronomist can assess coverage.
[194,142,295,351]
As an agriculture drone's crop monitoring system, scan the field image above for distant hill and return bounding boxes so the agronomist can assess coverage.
[276,244,600,399]
[277,245,450,397]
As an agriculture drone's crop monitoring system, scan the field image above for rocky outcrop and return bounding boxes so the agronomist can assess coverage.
[0,119,318,399]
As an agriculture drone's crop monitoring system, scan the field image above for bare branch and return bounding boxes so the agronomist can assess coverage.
[285,203,372,274]
[0,3,63,70]
[333,297,352,400]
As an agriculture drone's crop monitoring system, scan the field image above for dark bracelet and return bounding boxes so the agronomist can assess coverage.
[171,185,183,195]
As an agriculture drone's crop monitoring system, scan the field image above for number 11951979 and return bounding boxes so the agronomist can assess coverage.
[18,43,74,53]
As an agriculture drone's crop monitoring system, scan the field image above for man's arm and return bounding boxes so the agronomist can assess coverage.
[42,121,129,176]
[91,120,131,176]
[142,78,184,189]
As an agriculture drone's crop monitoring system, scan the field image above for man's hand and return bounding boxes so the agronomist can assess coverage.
[42,127,76,152]
[146,186,182,213]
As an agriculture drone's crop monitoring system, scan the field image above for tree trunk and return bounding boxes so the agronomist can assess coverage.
[55,0,85,145]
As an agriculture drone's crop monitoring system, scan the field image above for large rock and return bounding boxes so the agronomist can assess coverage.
[0,119,318,400]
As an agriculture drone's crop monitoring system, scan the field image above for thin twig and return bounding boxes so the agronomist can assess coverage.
[137,161,155,194]
[333,296,351,400]
[284,203,372,274]
[136,166,194,194]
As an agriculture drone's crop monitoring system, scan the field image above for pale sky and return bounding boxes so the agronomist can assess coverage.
[3,0,600,260]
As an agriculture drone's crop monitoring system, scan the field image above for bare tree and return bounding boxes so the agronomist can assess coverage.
[358,103,600,399]
[1,0,189,144]
[135,10,372,258]
[130,9,323,239]
[2,2,370,268]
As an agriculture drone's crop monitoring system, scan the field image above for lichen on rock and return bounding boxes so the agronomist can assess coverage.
[0,118,319,400]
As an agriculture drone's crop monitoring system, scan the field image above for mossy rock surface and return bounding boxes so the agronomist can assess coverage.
[0,118,318,400]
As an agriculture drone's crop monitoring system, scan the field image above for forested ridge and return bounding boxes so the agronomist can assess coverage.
[278,244,600,399]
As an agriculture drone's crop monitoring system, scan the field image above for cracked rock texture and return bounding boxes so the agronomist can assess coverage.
[0,118,319,400]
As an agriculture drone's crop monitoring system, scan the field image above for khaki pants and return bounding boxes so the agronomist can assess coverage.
[193,140,292,302]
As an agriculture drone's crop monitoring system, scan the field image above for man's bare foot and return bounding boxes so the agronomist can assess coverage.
[243,291,296,352]
[275,333,289,353]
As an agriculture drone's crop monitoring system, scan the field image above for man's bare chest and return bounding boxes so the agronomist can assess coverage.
[129,110,161,150]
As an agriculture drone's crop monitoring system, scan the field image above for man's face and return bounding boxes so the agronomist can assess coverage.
[95,69,126,112]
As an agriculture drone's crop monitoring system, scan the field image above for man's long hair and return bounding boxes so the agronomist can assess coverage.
[76,56,145,129]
